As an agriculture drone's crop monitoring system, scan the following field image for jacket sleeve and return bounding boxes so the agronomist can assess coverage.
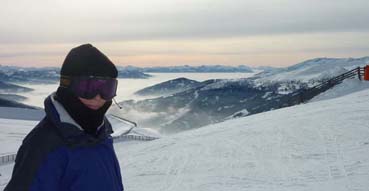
[5,144,68,191]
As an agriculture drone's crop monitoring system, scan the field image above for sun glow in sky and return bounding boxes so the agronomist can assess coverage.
[1,0,369,67]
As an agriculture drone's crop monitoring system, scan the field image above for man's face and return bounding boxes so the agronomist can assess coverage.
[78,94,106,110]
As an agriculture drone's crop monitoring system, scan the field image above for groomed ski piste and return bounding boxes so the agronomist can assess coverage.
[1,78,369,191]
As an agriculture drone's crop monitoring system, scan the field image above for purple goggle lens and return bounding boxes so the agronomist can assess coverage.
[65,77,118,100]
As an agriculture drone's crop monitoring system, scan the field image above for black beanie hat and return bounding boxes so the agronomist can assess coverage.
[61,44,118,78]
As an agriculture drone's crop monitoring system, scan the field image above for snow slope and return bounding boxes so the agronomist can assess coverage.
[0,118,37,156]
[0,107,44,157]
[115,88,369,191]
[310,79,369,103]
[255,57,369,83]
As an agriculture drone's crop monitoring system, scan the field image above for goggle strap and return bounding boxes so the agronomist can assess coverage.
[60,76,72,88]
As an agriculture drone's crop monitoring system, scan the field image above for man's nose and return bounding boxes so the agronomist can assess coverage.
[93,94,104,101]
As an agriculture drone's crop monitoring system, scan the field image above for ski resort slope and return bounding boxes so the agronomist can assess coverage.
[116,88,369,191]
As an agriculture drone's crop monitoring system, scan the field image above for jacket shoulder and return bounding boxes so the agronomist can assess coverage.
[4,117,66,191]
[23,117,63,146]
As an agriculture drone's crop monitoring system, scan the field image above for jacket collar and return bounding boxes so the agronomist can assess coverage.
[44,93,113,147]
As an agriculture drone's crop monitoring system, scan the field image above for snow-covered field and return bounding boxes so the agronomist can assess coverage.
[1,79,369,190]
[0,118,37,156]
[0,108,44,157]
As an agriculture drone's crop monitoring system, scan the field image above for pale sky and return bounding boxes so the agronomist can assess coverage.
[1,0,369,67]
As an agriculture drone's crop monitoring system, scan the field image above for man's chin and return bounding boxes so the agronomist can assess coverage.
[86,105,102,110]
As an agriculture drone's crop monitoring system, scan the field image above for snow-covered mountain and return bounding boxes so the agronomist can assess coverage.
[0,81,36,108]
[254,56,369,83]
[252,65,279,72]
[249,56,369,95]
[120,65,254,73]
[0,97,38,109]
[0,66,60,83]
[134,78,202,96]
[0,65,152,83]
[0,81,33,93]
[0,94,26,102]
[116,78,291,133]
[116,56,369,133]
[117,67,152,79]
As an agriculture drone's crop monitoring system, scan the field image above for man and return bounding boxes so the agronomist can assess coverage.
[5,44,124,191]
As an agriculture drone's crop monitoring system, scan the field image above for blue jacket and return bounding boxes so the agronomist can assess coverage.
[5,94,124,191]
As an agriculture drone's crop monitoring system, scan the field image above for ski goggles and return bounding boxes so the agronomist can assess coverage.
[60,75,118,100]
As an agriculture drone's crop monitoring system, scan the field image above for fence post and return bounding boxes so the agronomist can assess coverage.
[365,65,369,81]
[358,67,362,81]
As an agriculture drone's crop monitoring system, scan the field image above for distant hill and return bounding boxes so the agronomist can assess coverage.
[117,69,152,79]
[0,94,27,102]
[135,77,202,96]
[0,81,36,109]
[0,97,38,109]
[0,81,33,93]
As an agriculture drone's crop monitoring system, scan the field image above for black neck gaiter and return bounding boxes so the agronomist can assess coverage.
[55,87,112,135]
